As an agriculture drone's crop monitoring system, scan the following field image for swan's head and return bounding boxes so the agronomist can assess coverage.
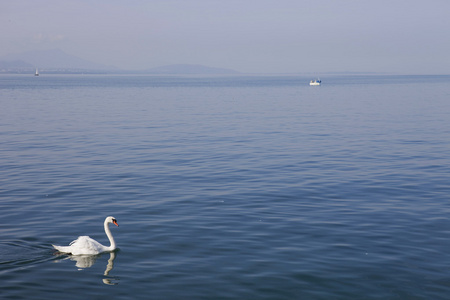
[106,216,119,227]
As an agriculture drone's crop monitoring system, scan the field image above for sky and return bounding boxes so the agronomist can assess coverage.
[1,0,449,74]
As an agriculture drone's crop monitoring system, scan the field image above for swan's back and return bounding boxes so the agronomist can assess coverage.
[53,236,107,255]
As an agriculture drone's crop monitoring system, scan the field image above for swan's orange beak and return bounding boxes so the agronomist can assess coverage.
[113,219,119,227]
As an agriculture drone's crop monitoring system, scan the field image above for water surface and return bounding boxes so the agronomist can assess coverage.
[1,74,450,299]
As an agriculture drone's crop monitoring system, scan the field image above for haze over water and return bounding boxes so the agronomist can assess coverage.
[2,1,450,74]
[1,74,450,299]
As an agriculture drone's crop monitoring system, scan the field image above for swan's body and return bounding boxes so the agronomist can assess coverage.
[52,216,119,255]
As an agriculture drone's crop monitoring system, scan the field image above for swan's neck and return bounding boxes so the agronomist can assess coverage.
[104,220,116,251]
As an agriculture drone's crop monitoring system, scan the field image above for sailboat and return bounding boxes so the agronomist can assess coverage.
[35,68,39,76]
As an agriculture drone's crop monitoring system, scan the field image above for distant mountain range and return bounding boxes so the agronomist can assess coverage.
[0,49,239,74]
[0,49,116,72]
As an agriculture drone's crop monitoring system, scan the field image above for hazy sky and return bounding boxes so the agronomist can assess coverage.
[2,0,449,74]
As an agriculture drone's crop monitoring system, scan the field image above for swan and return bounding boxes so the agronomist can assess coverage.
[52,216,119,255]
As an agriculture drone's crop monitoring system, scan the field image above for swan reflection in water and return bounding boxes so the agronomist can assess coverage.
[54,251,119,285]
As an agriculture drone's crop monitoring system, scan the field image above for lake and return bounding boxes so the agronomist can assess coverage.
[1,74,450,299]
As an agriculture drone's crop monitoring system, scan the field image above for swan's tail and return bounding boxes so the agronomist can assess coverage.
[52,244,71,253]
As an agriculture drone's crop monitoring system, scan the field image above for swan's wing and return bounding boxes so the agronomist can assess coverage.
[54,236,106,255]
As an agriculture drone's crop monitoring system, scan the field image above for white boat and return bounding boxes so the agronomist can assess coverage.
[309,79,321,86]
[35,68,39,76]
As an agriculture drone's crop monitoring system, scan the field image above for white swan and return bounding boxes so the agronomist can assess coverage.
[52,216,119,255]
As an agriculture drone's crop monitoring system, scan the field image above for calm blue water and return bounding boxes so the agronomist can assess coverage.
[1,74,450,299]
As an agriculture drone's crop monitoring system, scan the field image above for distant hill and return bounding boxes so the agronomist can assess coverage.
[0,49,239,74]
[0,49,117,73]
[144,64,240,74]
[0,60,34,72]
